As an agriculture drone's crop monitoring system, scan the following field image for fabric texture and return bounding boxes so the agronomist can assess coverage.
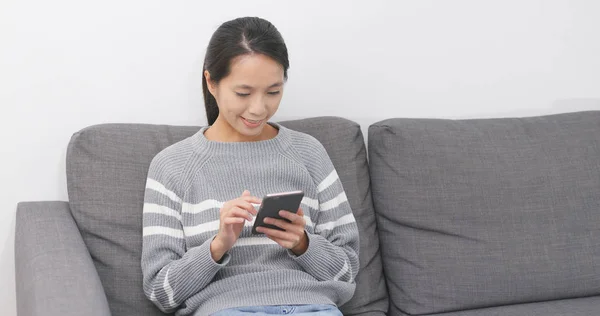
[15,201,111,316]
[368,111,600,315]
[141,122,359,316]
[210,304,343,316]
[66,116,387,316]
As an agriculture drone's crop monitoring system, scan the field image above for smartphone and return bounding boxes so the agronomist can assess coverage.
[252,190,304,235]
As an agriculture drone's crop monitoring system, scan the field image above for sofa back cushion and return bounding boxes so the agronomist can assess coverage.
[368,111,600,315]
[66,117,388,316]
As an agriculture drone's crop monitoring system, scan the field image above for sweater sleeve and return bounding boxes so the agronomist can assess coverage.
[141,154,229,313]
[290,140,360,284]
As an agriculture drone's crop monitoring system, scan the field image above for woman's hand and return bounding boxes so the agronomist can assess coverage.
[211,190,260,262]
[256,207,308,255]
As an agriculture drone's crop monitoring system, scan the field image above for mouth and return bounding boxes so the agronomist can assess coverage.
[241,117,264,128]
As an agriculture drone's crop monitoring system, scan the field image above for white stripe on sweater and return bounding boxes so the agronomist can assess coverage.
[316,170,339,193]
[143,226,184,239]
[144,203,181,221]
[146,178,182,204]
[233,237,278,247]
[163,269,176,308]
[301,197,319,211]
[183,216,314,237]
[333,261,349,281]
[315,213,356,232]
[182,200,224,214]
[182,201,262,214]
[184,220,221,237]
[319,192,348,211]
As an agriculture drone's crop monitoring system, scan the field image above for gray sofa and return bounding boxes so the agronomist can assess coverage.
[15,111,600,316]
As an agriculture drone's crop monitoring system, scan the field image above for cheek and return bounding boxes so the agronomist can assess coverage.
[266,95,283,112]
[219,94,246,114]
[267,102,280,114]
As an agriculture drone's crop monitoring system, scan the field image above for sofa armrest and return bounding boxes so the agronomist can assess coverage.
[15,201,111,316]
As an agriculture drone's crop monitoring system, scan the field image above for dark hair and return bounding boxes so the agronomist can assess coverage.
[202,17,289,125]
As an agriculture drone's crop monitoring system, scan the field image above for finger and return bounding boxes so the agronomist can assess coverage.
[264,217,295,232]
[241,195,262,205]
[233,200,258,216]
[228,207,253,221]
[242,190,250,197]
[264,234,294,249]
[297,207,304,217]
[278,210,306,225]
[224,217,245,225]
[257,226,301,243]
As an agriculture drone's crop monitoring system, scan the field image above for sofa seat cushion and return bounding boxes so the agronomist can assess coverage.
[426,295,600,316]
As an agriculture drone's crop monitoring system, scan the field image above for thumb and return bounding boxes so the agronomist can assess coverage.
[297,207,304,216]
[242,190,251,197]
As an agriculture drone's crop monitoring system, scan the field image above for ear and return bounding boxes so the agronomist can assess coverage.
[204,70,217,97]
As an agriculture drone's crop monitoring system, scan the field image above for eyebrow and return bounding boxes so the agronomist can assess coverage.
[234,82,283,90]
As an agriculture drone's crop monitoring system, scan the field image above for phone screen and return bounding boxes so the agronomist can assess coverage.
[251,191,304,234]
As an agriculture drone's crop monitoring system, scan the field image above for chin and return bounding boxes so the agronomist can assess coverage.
[237,123,265,136]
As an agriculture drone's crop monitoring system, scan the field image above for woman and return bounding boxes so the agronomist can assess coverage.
[141,17,359,316]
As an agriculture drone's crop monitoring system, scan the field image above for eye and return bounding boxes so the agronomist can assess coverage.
[267,91,281,95]
[236,92,250,97]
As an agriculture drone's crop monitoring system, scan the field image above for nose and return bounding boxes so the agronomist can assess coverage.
[248,96,267,117]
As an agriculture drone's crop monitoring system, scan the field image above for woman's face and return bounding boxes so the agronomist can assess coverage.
[205,53,285,139]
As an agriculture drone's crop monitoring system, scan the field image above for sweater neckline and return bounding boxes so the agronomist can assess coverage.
[192,122,290,155]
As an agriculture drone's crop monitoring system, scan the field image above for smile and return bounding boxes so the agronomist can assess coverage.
[242,117,264,127]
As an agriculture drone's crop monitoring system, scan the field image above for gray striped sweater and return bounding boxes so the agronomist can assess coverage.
[141,122,359,316]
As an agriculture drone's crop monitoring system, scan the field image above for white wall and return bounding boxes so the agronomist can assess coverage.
[1,0,599,314]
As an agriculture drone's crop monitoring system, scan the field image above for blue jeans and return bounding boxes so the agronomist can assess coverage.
[211,304,343,315]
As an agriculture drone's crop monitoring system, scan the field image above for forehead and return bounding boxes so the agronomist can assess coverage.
[225,53,284,87]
